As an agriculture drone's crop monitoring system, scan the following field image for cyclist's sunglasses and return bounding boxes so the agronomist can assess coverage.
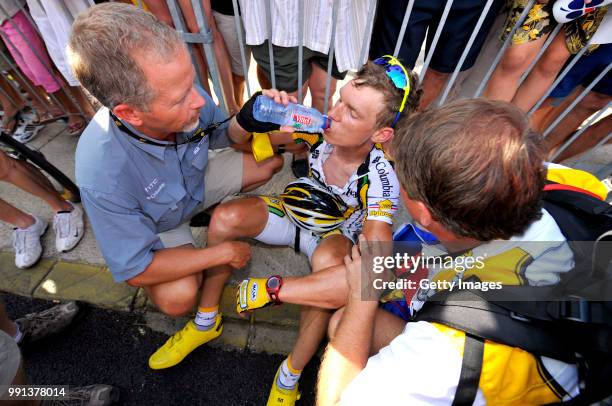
[373,55,411,127]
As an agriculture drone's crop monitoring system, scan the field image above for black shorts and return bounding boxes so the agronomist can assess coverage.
[252,41,346,92]
[369,0,504,73]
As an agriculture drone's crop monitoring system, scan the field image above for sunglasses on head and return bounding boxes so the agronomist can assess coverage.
[373,55,411,127]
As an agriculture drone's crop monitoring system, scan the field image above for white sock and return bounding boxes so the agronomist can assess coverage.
[194,306,218,331]
[13,322,22,343]
[277,357,301,390]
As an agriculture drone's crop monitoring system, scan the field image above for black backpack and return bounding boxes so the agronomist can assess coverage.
[414,182,612,405]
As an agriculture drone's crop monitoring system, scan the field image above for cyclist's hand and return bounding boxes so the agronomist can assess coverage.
[221,241,252,269]
[236,90,297,133]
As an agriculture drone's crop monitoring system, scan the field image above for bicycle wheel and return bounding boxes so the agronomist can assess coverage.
[0,131,81,202]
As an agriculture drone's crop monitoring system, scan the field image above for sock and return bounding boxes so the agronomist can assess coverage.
[194,306,218,331]
[277,356,302,390]
[13,322,22,343]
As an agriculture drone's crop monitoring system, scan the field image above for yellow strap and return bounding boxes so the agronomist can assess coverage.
[546,165,608,201]
[252,132,275,162]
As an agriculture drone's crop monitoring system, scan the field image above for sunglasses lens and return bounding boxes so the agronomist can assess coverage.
[386,66,408,88]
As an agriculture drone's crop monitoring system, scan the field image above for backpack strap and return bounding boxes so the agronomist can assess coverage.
[452,333,484,406]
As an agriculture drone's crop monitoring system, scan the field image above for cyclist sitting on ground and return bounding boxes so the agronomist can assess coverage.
[189,57,418,406]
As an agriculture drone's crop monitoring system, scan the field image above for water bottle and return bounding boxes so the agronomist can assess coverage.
[253,95,331,132]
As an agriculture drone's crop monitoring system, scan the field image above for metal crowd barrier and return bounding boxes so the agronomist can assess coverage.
[2,0,602,158]
[151,0,609,169]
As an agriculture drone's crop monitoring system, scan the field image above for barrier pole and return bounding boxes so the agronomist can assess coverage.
[438,0,494,106]
[297,0,304,103]
[264,0,276,89]
[393,0,415,58]
[167,0,204,87]
[419,0,454,83]
[549,101,611,161]
[517,24,563,87]
[527,39,593,116]
[323,0,339,115]
[191,0,228,113]
[542,62,612,137]
[232,0,252,97]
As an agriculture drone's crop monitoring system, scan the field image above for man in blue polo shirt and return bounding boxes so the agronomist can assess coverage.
[69,3,284,369]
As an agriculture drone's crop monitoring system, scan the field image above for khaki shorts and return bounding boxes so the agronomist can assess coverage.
[0,330,20,388]
[212,11,251,76]
[502,0,607,54]
[157,147,243,248]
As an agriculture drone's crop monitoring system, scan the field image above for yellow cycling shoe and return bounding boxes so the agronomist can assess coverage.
[148,315,223,370]
[267,365,301,406]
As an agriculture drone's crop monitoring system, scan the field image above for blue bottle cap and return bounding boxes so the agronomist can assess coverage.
[322,115,331,130]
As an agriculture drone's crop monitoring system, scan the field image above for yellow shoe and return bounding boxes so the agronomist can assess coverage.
[148,315,223,370]
[266,365,301,406]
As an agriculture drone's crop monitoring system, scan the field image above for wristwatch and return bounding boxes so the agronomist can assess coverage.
[266,275,283,304]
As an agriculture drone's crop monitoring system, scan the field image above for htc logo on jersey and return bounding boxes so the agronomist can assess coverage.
[375,162,392,197]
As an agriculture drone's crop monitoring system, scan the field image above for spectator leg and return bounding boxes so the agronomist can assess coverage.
[178,0,236,111]
[0,75,25,130]
[512,31,570,111]
[143,0,175,26]
[548,90,611,161]
[232,74,246,107]
[419,69,449,111]
[308,62,336,113]
[0,198,35,230]
[482,35,548,102]
[0,150,71,214]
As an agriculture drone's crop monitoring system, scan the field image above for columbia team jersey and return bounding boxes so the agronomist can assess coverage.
[294,132,400,239]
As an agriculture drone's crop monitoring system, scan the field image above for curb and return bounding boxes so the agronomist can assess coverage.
[0,251,301,355]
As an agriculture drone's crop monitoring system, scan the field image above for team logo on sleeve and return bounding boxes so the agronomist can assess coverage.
[368,199,398,218]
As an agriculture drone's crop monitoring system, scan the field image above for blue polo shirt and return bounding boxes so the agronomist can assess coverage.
[75,89,231,282]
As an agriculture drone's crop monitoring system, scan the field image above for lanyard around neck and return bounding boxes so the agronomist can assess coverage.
[109,111,234,147]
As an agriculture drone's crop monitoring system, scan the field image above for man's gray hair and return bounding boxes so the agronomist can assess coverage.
[68,3,186,110]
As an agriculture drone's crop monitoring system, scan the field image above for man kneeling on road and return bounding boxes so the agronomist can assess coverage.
[197,58,419,405]
[69,3,284,369]
[317,99,587,405]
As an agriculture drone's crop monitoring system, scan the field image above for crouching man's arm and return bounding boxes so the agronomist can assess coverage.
[127,241,250,286]
[317,235,380,406]
[80,188,250,286]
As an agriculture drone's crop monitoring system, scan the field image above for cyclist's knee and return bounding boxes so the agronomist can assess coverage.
[209,199,261,240]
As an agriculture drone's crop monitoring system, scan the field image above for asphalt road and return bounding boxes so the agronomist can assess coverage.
[3,293,319,405]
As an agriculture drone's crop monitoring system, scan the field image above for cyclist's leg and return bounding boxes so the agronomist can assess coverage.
[240,151,284,192]
[328,306,406,354]
[204,196,272,307]
[288,234,353,371]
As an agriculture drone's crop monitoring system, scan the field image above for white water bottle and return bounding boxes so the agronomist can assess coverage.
[253,95,331,132]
